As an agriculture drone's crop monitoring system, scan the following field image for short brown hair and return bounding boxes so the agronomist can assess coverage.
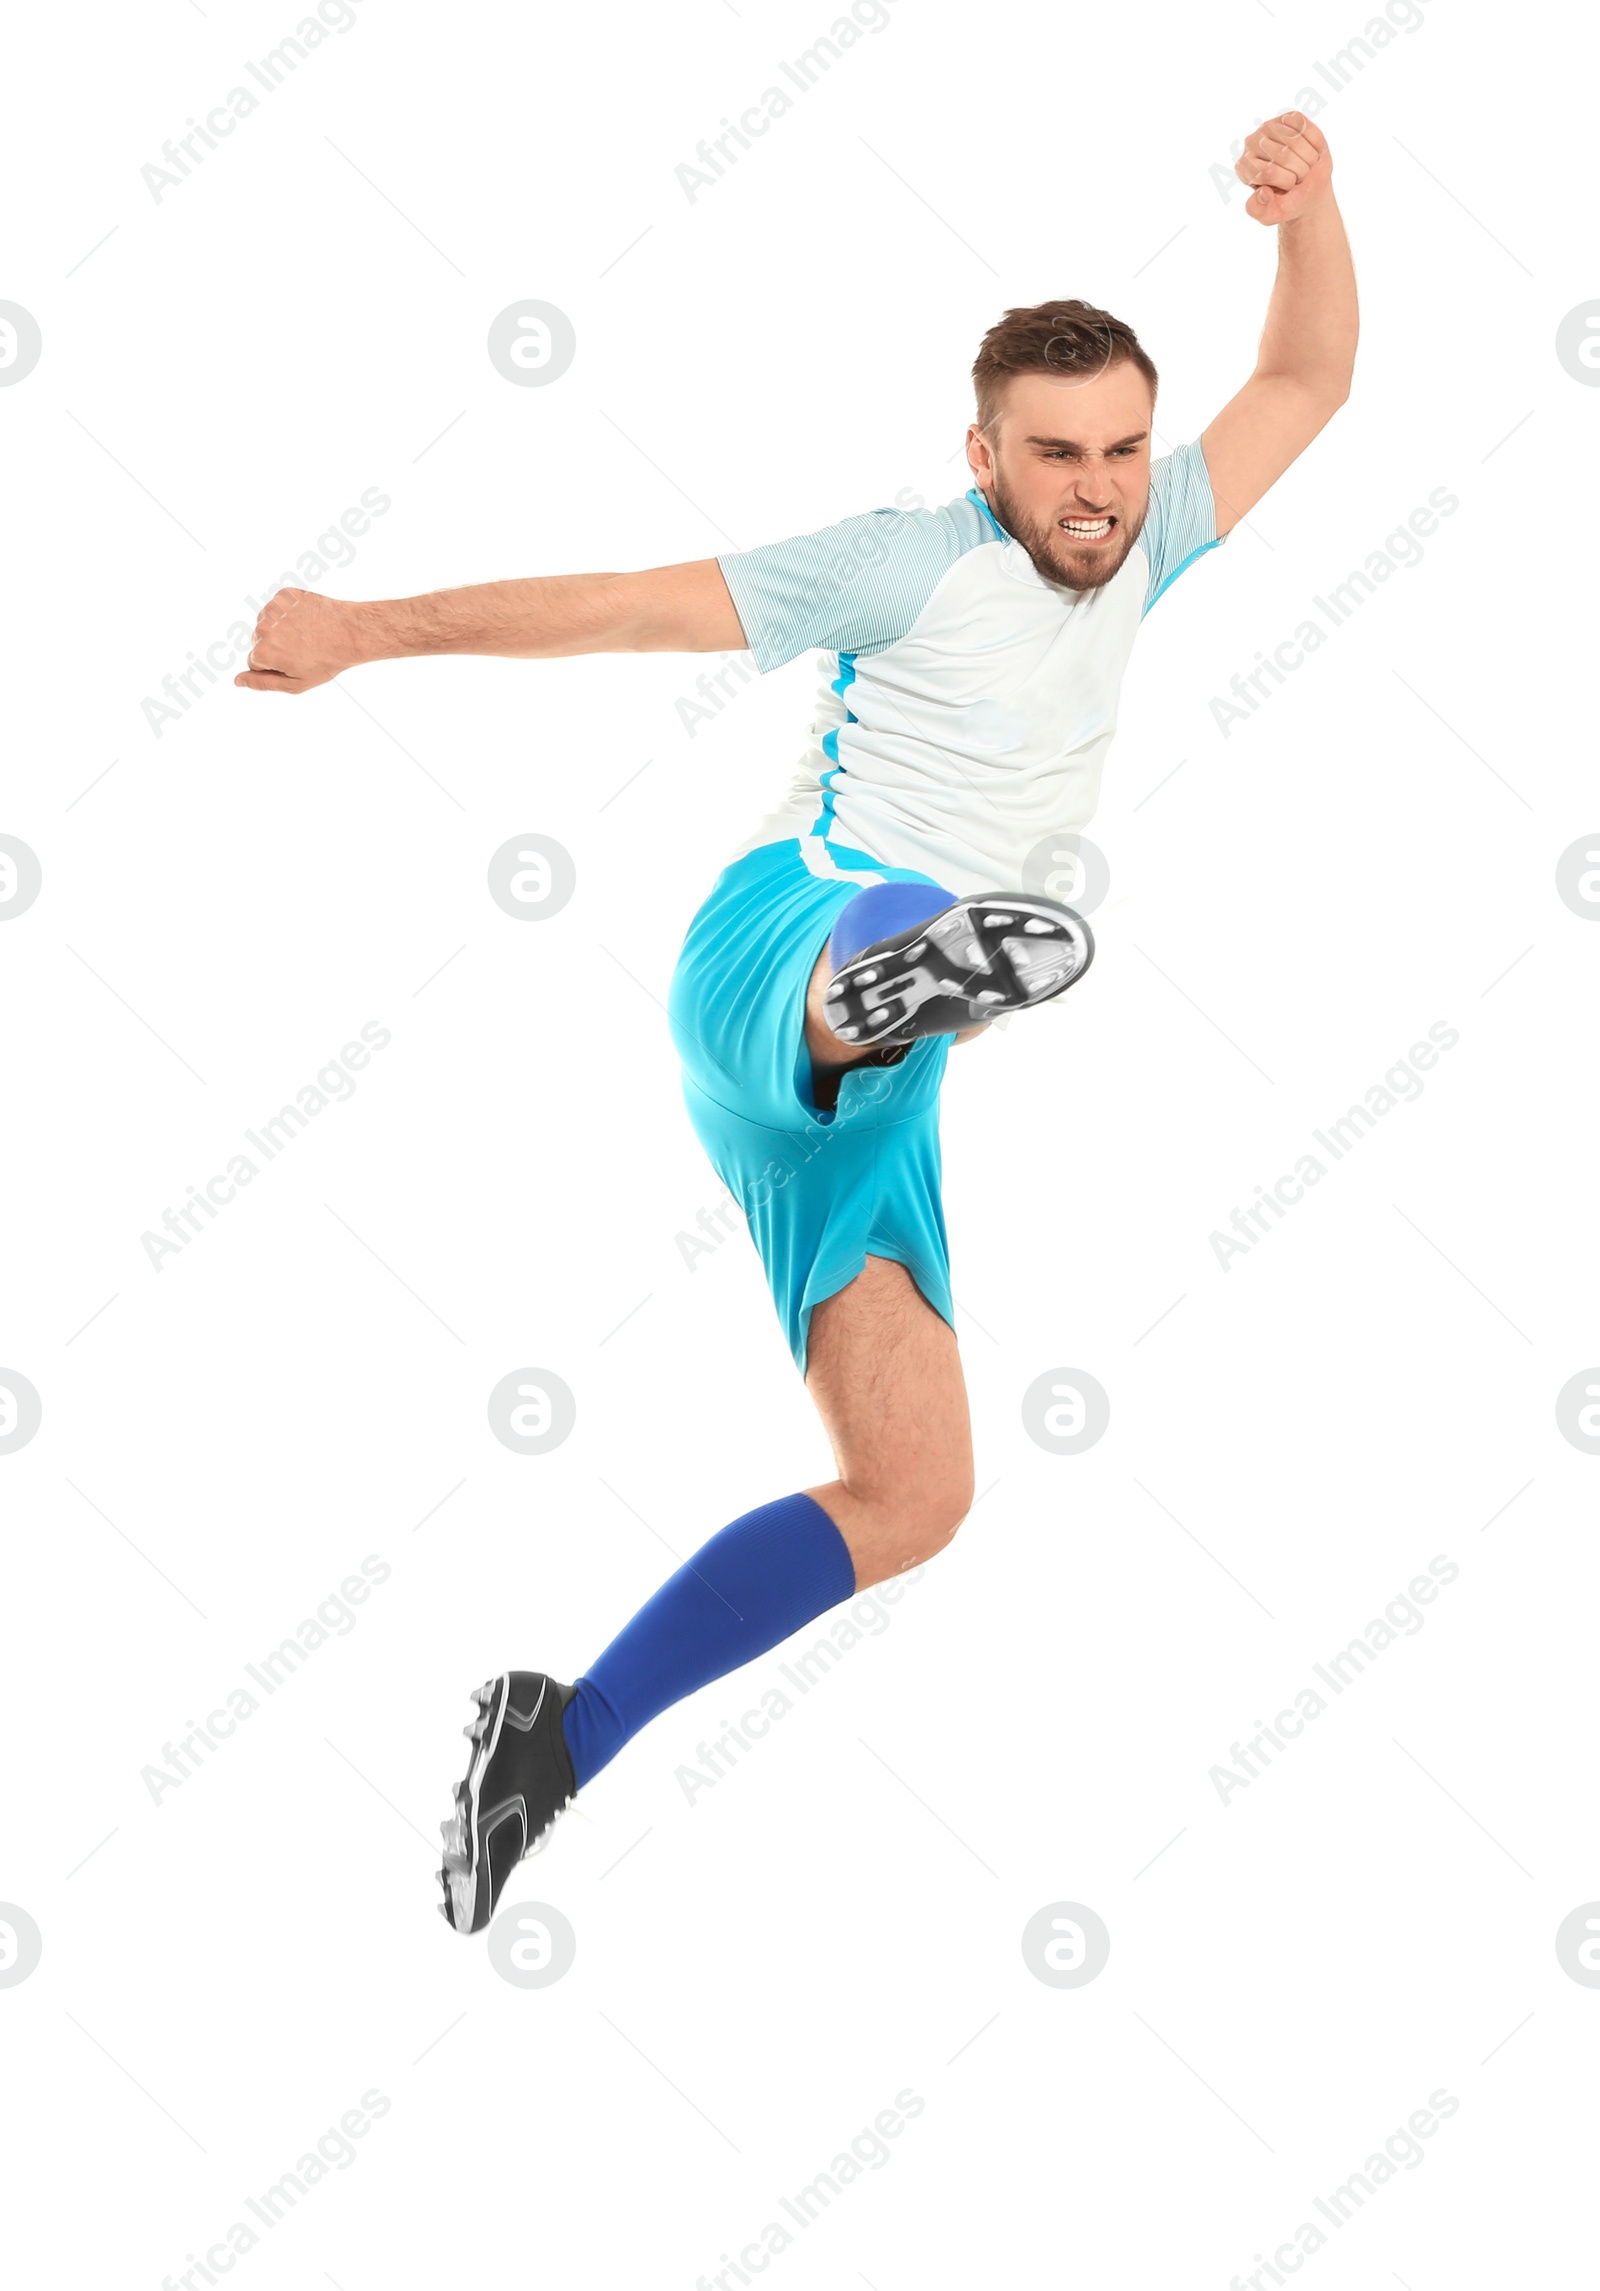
[971,299,1158,430]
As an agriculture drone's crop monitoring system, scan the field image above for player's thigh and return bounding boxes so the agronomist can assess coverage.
[804,1255,973,1522]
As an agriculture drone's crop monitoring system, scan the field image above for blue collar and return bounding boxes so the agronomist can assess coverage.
[965,485,1009,540]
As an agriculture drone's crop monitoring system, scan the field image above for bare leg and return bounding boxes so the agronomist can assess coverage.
[804,941,889,1070]
[802,1255,974,1590]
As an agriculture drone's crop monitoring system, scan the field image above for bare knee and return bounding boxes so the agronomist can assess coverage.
[804,1252,974,1589]
[922,1466,976,1552]
[844,1468,975,1590]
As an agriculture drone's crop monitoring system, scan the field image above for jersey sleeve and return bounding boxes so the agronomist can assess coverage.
[1138,438,1222,615]
[718,498,990,671]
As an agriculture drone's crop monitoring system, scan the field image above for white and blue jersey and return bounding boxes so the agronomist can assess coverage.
[717,439,1220,895]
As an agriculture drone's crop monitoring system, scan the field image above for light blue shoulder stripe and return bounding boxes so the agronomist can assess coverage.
[718,496,995,673]
[1138,438,1222,617]
[1145,535,1221,611]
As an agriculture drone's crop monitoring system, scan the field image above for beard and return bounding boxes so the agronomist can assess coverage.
[986,475,1149,593]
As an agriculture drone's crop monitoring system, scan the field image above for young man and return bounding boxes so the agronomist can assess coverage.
[238,114,1356,1934]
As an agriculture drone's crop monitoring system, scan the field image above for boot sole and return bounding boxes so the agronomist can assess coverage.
[824,894,1094,1045]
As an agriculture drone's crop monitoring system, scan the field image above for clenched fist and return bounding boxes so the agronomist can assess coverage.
[1234,113,1333,225]
[233,588,367,694]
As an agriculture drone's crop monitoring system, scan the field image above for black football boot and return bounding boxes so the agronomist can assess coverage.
[438,1671,577,1935]
[823,892,1094,1047]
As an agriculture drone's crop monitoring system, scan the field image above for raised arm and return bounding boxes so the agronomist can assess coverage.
[234,558,748,695]
[1200,112,1358,538]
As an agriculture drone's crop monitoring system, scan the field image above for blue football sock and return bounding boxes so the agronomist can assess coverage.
[561,1492,858,1787]
[827,878,955,973]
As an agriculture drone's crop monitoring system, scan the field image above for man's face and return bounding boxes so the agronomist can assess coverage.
[966,361,1155,592]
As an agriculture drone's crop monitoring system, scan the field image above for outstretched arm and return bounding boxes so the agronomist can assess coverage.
[234,558,748,695]
[1201,112,1358,537]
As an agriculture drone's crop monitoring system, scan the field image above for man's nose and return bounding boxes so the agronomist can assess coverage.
[1068,464,1114,509]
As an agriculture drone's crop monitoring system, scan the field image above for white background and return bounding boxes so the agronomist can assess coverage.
[3,0,1597,2283]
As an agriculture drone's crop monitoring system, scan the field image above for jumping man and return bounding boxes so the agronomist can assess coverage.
[238,114,1357,1934]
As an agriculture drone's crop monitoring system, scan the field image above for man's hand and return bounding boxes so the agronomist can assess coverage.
[234,589,367,694]
[1234,112,1333,226]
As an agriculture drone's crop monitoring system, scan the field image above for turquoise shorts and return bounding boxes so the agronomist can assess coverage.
[667,837,955,1376]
